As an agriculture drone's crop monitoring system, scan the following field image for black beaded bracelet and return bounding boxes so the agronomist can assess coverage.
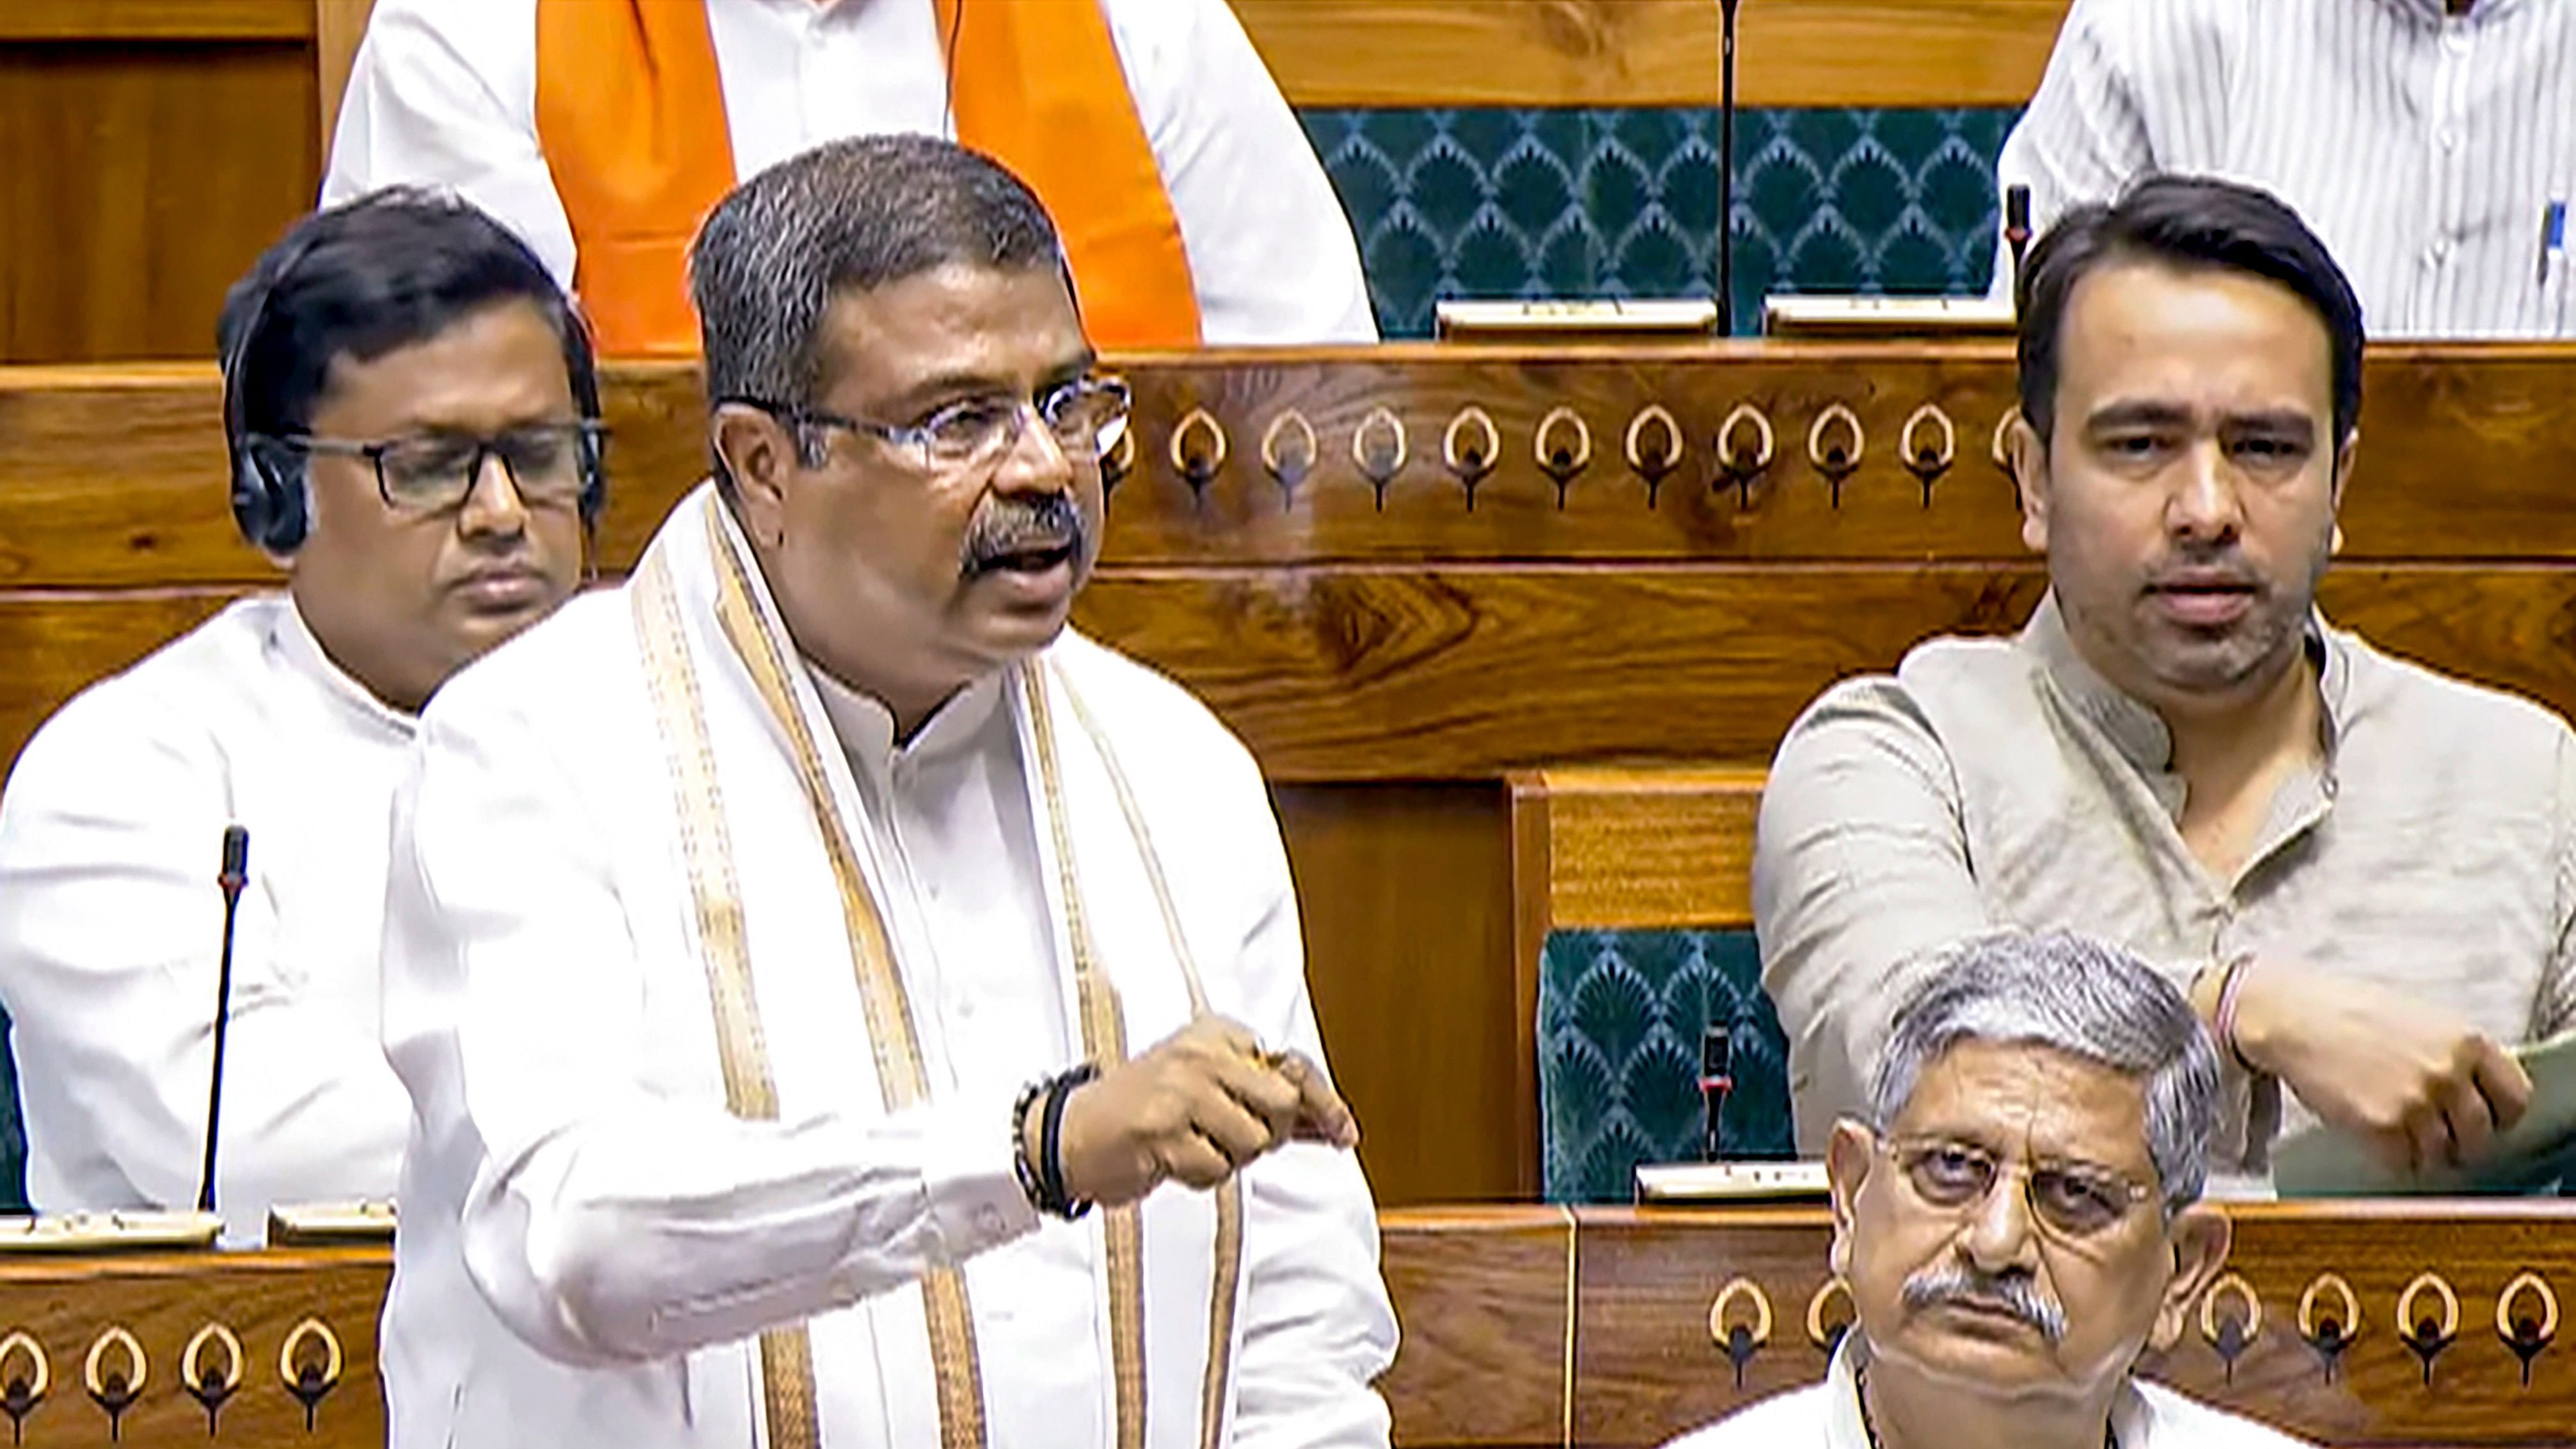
[1009,1076,1051,1213]
[1036,1062,1102,1220]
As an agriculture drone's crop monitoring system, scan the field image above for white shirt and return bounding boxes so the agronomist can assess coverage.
[1996,0,2576,336]
[0,596,415,1243]
[378,490,1395,1448]
[324,0,1378,345]
[1663,1338,2314,1449]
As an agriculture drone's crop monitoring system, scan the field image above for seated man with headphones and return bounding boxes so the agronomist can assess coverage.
[0,187,601,1242]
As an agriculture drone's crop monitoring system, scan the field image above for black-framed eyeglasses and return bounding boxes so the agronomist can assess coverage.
[724,376,1130,473]
[1880,1132,2156,1239]
[255,420,605,515]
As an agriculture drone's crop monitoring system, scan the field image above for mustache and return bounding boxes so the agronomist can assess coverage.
[1901,1264,2067,1343]
[2142,546,2264,591]
[960,494,1089,578]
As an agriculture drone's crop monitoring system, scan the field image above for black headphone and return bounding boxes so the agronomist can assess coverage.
[221,212,608,554]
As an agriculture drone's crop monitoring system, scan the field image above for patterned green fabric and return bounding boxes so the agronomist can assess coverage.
[0,1018,24,1214]
[1300,106,2019,338]
[1538,928,1794,1204]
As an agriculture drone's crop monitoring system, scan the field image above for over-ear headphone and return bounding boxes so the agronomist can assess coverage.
[221,204,608,555]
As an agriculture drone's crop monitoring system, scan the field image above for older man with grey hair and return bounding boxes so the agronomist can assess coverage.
[374,134,1396,1449]
[1666,931,2311,1449]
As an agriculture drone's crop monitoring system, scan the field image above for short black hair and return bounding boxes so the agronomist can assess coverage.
[2015,174,2364,450]
[217,186,600,447]
[690,134,1063,427]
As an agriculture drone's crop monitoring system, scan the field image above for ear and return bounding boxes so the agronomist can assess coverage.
[2147,1204,2232,1353]
[2328,426,2359,554]
[713,403,798,548]
[1826,1119,1876,1279]
[2009,411,2052,553]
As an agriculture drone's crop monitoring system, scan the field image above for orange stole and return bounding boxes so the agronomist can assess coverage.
[534,0,1203,356]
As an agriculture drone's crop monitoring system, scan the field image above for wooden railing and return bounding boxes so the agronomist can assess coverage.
[8,1202,2573,1447]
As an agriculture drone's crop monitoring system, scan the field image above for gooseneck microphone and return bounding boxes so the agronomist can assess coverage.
[197,825,250,1216]
[1716,0,1743,336]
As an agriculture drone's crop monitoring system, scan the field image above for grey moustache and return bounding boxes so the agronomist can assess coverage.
[1901,1265,2067,1343]
[961,495,1087,577]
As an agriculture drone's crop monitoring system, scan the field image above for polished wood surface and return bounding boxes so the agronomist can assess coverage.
[0,46,314,363]
[0,1245,384,1447]
[9,1207,2570,1448]
[314,0,375,152]
[1512,767,1764,933]
[1277,784,1520,1206]
[0,2,313,41]
[1233,0,2070,109]
[1386,1202,2576,1448]
[16,345,2576,576]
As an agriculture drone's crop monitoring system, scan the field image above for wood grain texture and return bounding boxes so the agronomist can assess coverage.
[0,1,313,41]
[315,0,377,157]
[0,591,242,787]
[1384,1203,2576,1446]
[1070,562,2051,780]
[1276,784,1521,1206]
[0,47,315,362]
[15,347,2576,580]
[1377,1207,1574,1446]
[1526,766,1766,931]
[0,1246,386,1447]
[3,1207,2573,1446]
[1231,0,2071,108]
[12,565,2575,791]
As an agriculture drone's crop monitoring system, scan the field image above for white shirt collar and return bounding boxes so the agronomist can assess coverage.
[805,660,1011,779]
[272,594,419,741]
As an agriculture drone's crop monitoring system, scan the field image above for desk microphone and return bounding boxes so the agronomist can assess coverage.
[1716,0,1743,336]
[2005,184,2034,298]
[197,825,250,1216]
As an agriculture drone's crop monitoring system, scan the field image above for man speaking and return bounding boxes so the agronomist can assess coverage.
[377,135,1396,1448]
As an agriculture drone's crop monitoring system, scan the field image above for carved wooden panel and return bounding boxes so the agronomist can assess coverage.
[0,1247,385,1447]
[8,348,2576,584]
[1380,1203,2576,1448]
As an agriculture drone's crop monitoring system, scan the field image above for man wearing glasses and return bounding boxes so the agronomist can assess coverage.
[374,135,1395,1449]
[1668,932,2307,1449]
[0,187,597,1242]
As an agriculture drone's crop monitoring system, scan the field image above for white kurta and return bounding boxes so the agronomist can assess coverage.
[1995,0,2576,337]
[379,486,1395,1448]
[324,0,1378,346]
[1662,1340,2314,1449]
[0,596,414,1243]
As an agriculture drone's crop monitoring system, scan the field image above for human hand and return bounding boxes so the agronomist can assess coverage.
[2232,966,2531,1176]
[1052,1016,1358,1207]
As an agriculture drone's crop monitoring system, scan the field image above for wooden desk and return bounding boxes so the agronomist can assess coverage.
[8,1203,2575,1446]
[1386,1203,2576,1448]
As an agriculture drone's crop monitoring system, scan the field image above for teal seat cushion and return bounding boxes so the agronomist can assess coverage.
[1301,106,2019,338]
[1538,928,1792,1204]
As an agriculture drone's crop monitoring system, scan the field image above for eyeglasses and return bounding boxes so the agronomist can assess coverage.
[726,376,1132,473]
[1881,1134,2155,1240]
[260,421,604,516]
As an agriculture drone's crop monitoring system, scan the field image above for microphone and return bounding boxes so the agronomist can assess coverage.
[2005,183,2034,299]
[1716,0,1742,336]
[197,825,250,1216]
